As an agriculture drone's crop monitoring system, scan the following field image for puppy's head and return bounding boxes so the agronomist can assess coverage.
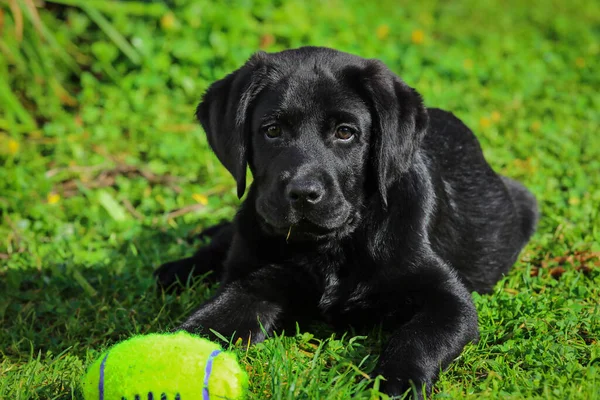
[197,47,428,240]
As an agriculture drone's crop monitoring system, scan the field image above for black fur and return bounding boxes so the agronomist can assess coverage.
[154,47,538,398]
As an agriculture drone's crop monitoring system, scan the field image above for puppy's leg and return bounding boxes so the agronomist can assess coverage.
[154,222,233,291]
[177,265,317,343]
[373,260,479,398]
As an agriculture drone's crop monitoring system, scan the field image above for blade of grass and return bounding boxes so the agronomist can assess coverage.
[7,0,24,42]
[81,5,141,65]
[22,25,78,109]
[17,0,80,73]
[0,75,36,130]
[71,269,98,297]
[19,32,64,116]
[97,190,128,222]
[0,38,28,72]
[46,0,167,17]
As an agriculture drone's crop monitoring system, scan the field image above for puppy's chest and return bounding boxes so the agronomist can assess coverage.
[316,265,380,327]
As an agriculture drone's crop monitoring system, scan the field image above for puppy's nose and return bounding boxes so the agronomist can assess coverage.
[286,178,325,206]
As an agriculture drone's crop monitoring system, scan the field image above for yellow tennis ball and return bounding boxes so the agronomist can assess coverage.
[81,331,248,400]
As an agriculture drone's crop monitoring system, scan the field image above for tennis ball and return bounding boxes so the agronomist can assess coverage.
[82,331,248,400]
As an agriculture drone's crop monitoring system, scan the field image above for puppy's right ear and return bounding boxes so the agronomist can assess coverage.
[196,52,269,198]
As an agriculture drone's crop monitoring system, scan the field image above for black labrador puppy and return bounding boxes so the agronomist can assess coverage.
[155,47,538,397]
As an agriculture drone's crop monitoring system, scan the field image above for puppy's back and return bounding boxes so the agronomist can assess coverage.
[423,108,537,292]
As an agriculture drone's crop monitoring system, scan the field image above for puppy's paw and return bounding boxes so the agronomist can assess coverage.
[153,256,200,293]
[370,370,426,400]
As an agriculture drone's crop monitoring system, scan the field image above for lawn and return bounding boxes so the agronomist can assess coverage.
[1,0,599,398]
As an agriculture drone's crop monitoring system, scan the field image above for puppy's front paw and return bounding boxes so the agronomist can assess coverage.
[153,257,198,292]
[371,369,426,400]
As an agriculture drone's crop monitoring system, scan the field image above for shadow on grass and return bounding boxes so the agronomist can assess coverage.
[0,220,219,360]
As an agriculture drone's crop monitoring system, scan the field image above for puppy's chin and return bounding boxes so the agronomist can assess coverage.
[256,209,357,242]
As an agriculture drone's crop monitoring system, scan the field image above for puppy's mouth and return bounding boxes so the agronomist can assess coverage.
[261,213,356,241]
[286,219,338,240]
[255,195,357,240]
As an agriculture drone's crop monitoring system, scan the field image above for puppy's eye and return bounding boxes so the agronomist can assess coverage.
[335,126,355,140]
[264,124,282,138]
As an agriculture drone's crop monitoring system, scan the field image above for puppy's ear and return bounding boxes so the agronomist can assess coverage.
[361,60,429,207]
[196,52,269,198]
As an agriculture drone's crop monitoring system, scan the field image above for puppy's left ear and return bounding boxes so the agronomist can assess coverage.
[196,52,269,198]
[361,60,429,207]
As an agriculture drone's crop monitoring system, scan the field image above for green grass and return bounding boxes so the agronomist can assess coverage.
[1,0,599,398]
